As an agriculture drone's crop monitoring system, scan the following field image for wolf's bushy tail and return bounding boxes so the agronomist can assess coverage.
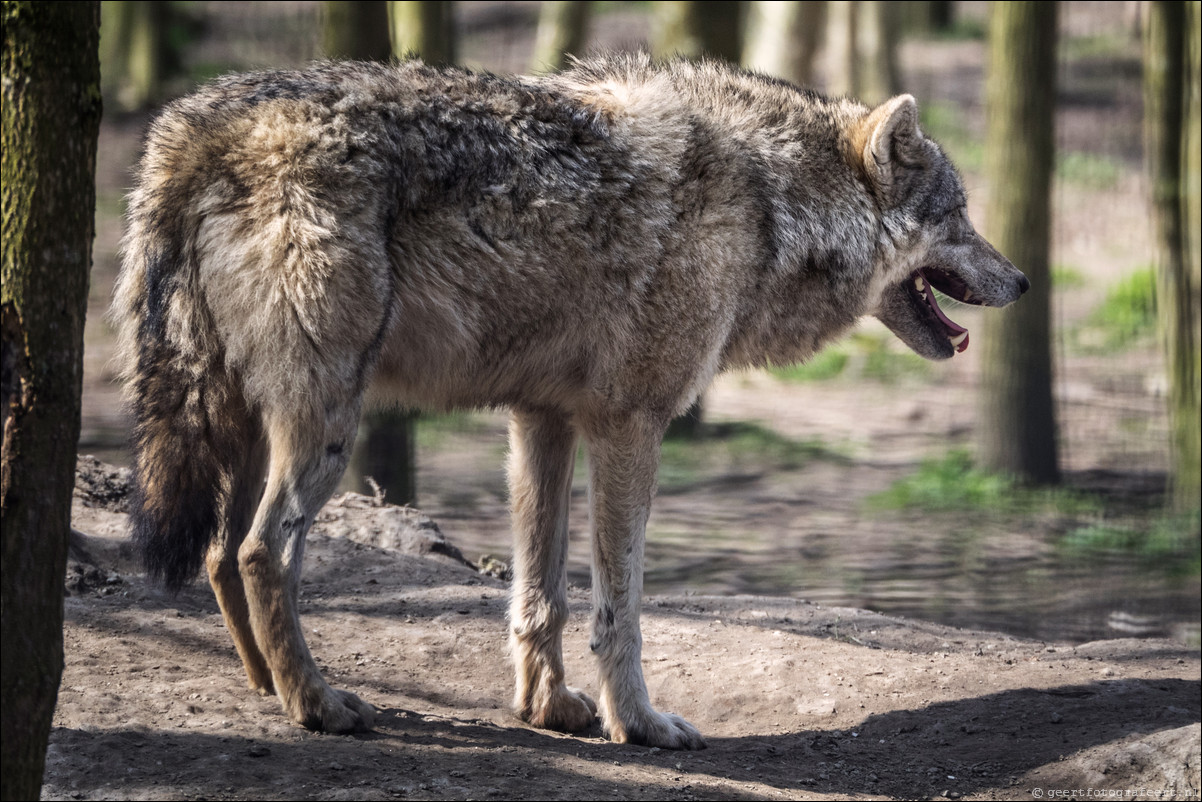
[112,181,254,593]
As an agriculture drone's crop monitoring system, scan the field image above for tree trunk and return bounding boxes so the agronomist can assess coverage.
[99,0,166,110]
[653,0,743,63]
[652,0,743,437]
[351,408,418,505]
[1,2,101,799]
[855,0,900,105]
[825,0,859,96]
[929,0,955,31]
[976,1,1059,484]
[1144,0,1201,511]
[827,1,900,103]
[742,1,825,85]
[324,0,391,61]
[388,0,456,65]
[531,0,591,73]
[323,2,422,506]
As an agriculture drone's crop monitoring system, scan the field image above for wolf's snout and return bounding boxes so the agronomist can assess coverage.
[1017,272,1031,295]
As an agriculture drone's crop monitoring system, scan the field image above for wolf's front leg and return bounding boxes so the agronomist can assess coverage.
[508,408,597,732]
[238,413,375,733]
[583,413,706,750]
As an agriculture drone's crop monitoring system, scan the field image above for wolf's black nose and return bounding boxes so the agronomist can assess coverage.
[1017,273,1031,294]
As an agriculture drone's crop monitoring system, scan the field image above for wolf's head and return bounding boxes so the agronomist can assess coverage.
[850,95,1029,360]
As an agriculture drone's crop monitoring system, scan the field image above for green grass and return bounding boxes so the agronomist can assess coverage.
[866,449,1100,517]
[1051,264,1088,289]
[769,348,850,382]
[1061,33,1138,62]
[1079,267,1158,350]
[657,421,842,492]
[867,451,1201,577]
[1060,509,1201,576]
[919,101,984,173]
[926,16,988,42]
[415,411,498,450]
[867,450,1013,512]
[770,333,932,385]
[1056,151,1122,190]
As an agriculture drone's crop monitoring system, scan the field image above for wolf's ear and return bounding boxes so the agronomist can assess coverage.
[854,94,923,198]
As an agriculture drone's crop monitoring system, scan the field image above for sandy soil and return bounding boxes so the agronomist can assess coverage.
[43,461,1200,801]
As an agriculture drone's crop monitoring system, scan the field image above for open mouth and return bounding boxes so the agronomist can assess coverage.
[906,267,981,353]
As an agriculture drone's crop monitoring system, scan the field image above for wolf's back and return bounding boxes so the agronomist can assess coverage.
[112,109,253,592]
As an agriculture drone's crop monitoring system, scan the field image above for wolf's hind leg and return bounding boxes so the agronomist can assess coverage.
[583,412,705,749]
[206,437,272,694]
[238,403,375,733]
[508,408,597,732]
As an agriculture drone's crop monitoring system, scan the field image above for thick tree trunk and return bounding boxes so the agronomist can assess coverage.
[531,0,591,73]
[323,0,391,61]
[653,0,743,63]
[1144,0,1201,511]
[1,2,101,799]
[389,0,456,65]
[976,1,1059,484]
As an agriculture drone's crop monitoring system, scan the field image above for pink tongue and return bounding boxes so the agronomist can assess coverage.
[919,273,970,352]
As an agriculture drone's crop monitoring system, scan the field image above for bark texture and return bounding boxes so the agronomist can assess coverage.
[1,2,101,799]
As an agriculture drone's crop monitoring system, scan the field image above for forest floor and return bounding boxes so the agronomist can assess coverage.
[50,2,1200,800]
[45,465,1201,801]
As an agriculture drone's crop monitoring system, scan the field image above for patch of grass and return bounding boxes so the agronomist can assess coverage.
[1056,151,1122,190]
[922,16,988,41]
[919,102,984,172]
[769,348,850,382]
[1062,33,1136,62]
[657,421,842,492]
[1080,267,1157,350]
[1051,264,1088,289]
[770,333,931,385]
[867,450,1012,512]
[860,339,931,383]
[866,449,1100,517]
[415,411,497,450]
[1061,509,1201,576]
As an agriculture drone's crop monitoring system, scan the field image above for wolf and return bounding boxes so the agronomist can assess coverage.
[112,54,1028,749]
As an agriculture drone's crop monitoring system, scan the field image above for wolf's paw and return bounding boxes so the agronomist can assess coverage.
[296,687,376,733]
[523,686,598,733]
[606,709,706,750]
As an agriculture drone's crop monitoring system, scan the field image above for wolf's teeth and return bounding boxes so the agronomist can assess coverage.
[914,276,926,292]
[949,332,968,348]
[963,288,974,301]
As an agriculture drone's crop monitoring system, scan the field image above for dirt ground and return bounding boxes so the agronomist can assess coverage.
[44,462,1201,801]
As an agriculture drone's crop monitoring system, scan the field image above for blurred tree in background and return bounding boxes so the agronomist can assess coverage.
[825,0,900,105]
[389,0,456,64]
[651,0,744,438]
[324,0,433,506]
[742,1,825,86]
[1,2,101,798]
[531,0,591,73]
[652,0,743,62]
[977,1,1060,485]
[1144,0,1201,512]
[323,0,390,61]
[100,0,170,110]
